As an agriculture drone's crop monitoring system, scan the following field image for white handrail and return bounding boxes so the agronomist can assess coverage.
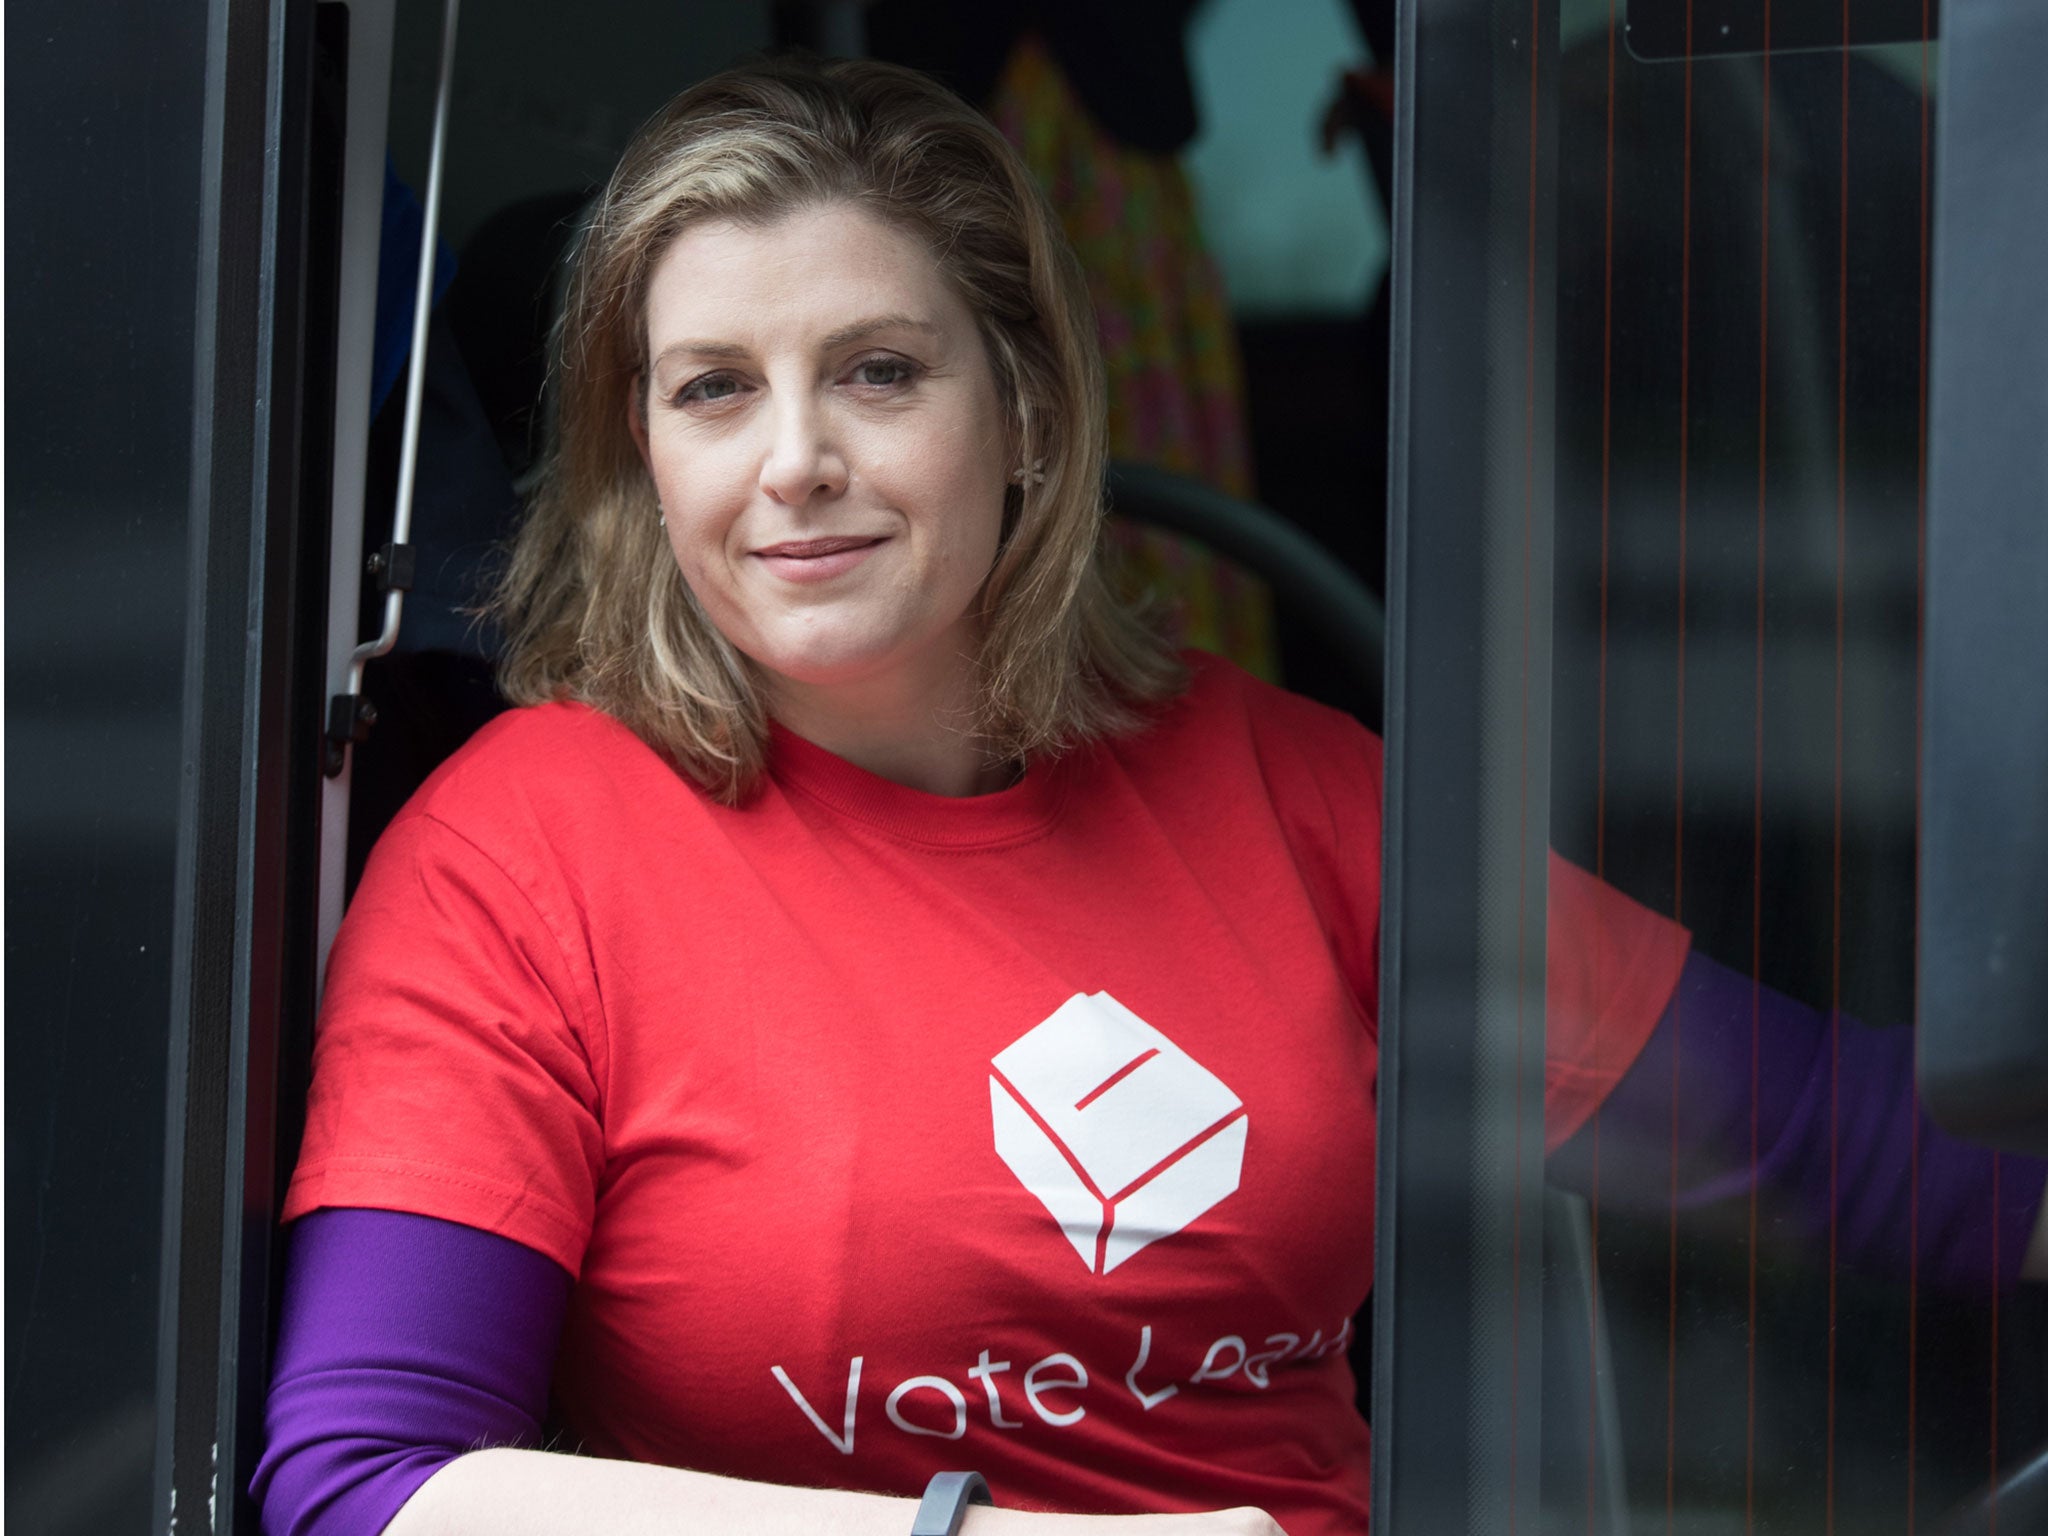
[343,0,460,698]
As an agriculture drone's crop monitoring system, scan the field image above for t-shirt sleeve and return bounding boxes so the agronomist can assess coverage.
[282,811,606,1278]
[1544,854,1691,1152]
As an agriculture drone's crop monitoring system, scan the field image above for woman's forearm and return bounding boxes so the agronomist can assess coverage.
[1549,950,2048,1293]
[264,1213,1281,1536]
[385,1448,1282,1536]
[384,1448,919,1536]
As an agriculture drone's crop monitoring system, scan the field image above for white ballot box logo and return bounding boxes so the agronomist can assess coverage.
[989,993,1247,1275]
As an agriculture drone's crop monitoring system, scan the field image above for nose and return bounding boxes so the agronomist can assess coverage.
[758,396,848,509]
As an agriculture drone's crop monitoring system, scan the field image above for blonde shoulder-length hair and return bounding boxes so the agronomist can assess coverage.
[490,54,1186,803]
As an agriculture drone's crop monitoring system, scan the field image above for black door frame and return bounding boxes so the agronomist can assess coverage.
[155,1,332,1528]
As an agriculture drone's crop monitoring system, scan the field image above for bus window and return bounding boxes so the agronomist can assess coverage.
[1376,1,2048,1532]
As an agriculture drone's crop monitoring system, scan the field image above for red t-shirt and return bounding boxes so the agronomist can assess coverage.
[285,656,1686,1534]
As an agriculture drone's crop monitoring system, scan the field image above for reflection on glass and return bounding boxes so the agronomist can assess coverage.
[1531,18,2048,1536]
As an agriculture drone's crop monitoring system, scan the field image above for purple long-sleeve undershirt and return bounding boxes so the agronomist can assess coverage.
[1547,950,2048,1294]
[255,953,2047,1536]
[250,1207,571,1536]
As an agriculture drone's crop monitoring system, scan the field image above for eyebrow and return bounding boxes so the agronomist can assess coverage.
[821,313,941,349]
[650,313,942,372]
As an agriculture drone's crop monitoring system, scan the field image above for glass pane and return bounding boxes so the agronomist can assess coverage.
[1540,16,2047,1536]
[4,3,209,1532]
[1381,2,2046,1532]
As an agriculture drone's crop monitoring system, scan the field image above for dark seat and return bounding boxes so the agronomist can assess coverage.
[1106,460,1385,730]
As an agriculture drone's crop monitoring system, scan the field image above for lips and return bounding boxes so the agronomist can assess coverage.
[753,536,885,559]
[751,534,888,583]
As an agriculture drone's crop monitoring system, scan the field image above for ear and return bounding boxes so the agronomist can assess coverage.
[1003,397,1031,484]
[626,373,654,474]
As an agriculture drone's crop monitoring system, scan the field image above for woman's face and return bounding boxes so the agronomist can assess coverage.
[634,202,1011,718]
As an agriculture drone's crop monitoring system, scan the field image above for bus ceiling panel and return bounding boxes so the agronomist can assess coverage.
[1625,0,1939,62]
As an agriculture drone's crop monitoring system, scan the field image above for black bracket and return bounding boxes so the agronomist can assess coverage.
[320,543,413,777]
[322,691,378,778]
[367,541,415,593]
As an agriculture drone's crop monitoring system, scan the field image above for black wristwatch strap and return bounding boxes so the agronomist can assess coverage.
[909,1470,993,1535]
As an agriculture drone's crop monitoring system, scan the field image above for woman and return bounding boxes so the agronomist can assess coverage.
[258,55,2038,1536]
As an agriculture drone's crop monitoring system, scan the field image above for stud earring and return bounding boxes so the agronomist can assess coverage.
[1009,458,1046,487]
[657,503,666,528]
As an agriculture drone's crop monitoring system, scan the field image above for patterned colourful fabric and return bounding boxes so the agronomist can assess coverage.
[987,38,1279,679]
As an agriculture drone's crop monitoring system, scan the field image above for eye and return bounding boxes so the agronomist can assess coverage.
[674,371,746,408]
[849,356,919,389]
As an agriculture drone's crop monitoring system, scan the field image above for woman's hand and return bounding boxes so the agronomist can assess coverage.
[980,1508,1286,1535]
[1168,1511,1287,1535]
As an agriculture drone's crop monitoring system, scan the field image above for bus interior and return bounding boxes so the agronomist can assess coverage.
[8,1,2047,1533]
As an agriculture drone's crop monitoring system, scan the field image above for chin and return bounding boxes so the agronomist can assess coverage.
[743,620,973,704]
[746,636,914,691]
